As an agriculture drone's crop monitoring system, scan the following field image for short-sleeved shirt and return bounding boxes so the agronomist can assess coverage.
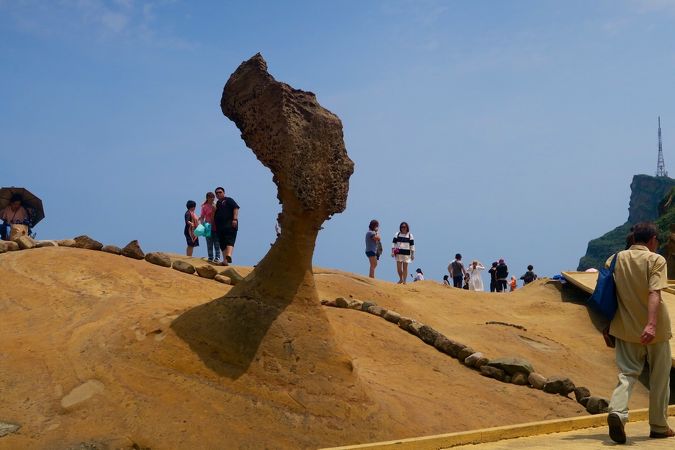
[214,197,240,229]
[0,206,28,224]
[607,245,672,343]
[200,203,216,225]
[365,230,378,253]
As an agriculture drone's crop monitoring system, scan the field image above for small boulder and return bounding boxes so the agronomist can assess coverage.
[418,325,440,345]
[101,245,122,255]
[196,264,218,279]
[543,376,575,396]
[73,235,103,250]
[574,387,591,403]
[0,241,19,252]
[487,357,535,376]
[56,239,76,247]
[511,372,529,385]
[398,317,413,331]
[15,235,36,250]
[457,346,475,361]
[528,372,547,390]
[145,252,172,267]
[321,299,337,307]
[172,260,195,275]
[382,310,401,324]
[36,240,58,248]
[366,305,386,316]
[578,396,591,407]
[407,321,424,337]
[464,352,485,368]
[585,396,609,414]
[361,301,376,311]
[220,267,244,285]
[433,335,465,358]
[214,274,231,284]
[346,299,364,310]
[480,365,506,381]
[335,297,349,308]
[121,240,145,260]
[474,357,489,369]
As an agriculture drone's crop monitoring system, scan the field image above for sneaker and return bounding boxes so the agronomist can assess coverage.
[207,259,214,263]
[649,428,675,439]
[607,412,626,444]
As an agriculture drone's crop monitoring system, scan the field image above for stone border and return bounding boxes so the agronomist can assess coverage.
[0,235,244,286]
[321,405,675,450]
[321,297,609,415]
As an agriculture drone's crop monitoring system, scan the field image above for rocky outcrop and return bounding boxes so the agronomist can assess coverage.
[578,174,675,270]
[122,240,144,260]
[73,235,103,251]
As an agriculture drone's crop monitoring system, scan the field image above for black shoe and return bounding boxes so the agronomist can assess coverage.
[608,412,626,444]
[226,255,232,263]
[649,428,675,439]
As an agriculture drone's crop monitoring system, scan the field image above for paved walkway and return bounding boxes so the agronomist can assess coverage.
[452,421,673,449]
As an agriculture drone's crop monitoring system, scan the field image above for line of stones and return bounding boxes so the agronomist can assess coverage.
[0,234,244,286]
[321,296,610,415]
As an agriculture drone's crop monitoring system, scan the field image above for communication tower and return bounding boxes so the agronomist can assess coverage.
[656,116,668,177]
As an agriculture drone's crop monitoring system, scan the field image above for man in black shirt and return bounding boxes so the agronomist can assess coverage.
[495,259,509,292]
[214,186,240,265]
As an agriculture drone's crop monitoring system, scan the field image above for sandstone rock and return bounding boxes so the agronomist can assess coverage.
[172,260,195,275]
[121,240,144,260]
[214,274,231,284]
[574,387,591,403]
[334,297,349,308]
[73,235,103,251]
[457,346,475,361]
[433,335,465,358]
[0,241,19,252]
[511,372,529,385]
[145,252,172,268]
[398,317,413,331]
[320,299,337,307]
[36,240,57,248]
[585,396,609,414]
[346,299,363,310]
[220,267,244,285]
[543,376,575,396]
[361,301,376,311]
[9,224,28,241]
[15,235,36,250]
[418,325,440,345]
[56,239,76,247]
[464,352,484,367]
[382,310,401,324]
[196,264,218,279]
[0,421,20,438]
[101,245,122,255]
[407,321,424,337]
[366,305,386,316]
[487,357,535,376]
[528,372,547,390]
[480,365,506,381]
[475,357,490,369]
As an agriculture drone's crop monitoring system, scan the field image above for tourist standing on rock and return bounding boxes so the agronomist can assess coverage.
[606,222,673,443]
[495,259,509,292]
[488,261,498,292]
[448,253,466,288]
[199,192,220,263]
[214,187,240,265]
[365,219,381,278]
[392,222,414,284]
[467,260,485,291]
[184,200,199,257]
[520,265,538,285]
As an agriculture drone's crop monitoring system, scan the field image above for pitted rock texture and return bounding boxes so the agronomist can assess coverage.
[221,53,353,220]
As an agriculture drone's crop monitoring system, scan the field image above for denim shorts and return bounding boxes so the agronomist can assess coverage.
[365,251,377,258]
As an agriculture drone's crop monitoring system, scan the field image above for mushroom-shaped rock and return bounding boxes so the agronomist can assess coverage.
[73,235,103,251]
[122,240,145,260]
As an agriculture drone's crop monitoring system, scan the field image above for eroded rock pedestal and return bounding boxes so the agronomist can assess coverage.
[172,54,381,441]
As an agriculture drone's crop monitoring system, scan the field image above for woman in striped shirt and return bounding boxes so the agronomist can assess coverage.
[392,221,415,284]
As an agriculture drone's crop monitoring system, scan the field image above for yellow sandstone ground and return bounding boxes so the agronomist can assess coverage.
[0,247,649,449]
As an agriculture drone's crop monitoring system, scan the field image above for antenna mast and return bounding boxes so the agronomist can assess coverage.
[656,116,668,177]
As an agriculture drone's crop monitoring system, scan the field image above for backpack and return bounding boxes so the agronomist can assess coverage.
[588,252,619,320]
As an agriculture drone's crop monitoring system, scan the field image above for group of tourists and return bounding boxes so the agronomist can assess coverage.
[184,187,239,265]
[364,219,538,289]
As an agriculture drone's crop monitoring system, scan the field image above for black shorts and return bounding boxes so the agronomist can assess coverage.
[218,227,238,250]
[184,232,199,247]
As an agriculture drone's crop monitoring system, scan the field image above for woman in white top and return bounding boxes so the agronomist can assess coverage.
[391,221,415,284]
[467,260,486,291]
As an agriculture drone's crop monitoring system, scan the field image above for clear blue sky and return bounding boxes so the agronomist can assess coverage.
[2,0,674,284]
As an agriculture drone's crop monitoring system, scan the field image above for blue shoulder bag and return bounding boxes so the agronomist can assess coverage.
[588,252,619,320]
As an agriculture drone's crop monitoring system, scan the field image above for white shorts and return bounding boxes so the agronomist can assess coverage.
[395,254,412,263]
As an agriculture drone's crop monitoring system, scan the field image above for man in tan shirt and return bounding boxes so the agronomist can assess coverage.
[606,222,673,443]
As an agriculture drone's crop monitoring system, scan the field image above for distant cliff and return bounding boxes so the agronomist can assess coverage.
[577,174,675,270]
